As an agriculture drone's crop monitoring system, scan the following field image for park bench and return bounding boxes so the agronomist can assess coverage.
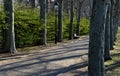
[73,34,79,39]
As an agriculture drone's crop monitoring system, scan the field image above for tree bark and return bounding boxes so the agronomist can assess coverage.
[76,0,84,36]
[3,0,17,53]
[29,0,36,8]
[57,0,63,42]
[39,0,47,45]
[110,0,114,50]
[69,0,74,40]
[113,0,119,42]
[3,0,10,52]
[104,2,112,61]
[88,0,106,76]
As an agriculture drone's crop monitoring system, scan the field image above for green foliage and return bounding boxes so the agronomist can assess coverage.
[0,7,89,48]
[14,8,42,47]
[105,27,120,75]
[46,14,55,41]
[80,17,90,35]
[0,11,6,48]
[63,16,70,38]
[63,17,90,38]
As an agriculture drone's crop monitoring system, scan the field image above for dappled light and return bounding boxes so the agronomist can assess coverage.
[0,0,120,76]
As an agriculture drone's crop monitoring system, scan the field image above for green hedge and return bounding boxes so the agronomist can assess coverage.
[14,9,42,47]
[63,17,90,38]
[0,8,89,48]
[0,12,6,48]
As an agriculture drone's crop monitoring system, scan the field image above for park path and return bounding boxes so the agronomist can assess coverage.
[0,37,89,76]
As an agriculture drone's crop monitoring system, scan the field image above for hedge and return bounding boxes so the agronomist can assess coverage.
[0,8,89,48]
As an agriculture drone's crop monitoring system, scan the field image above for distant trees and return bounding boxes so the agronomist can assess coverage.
[29,0,36,8]
[76,0,84,36]
[0,0,119,53]
[0,0,91,50]
[114,0,120,38]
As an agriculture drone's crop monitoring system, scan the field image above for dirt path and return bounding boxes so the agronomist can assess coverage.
[0,37,89,76]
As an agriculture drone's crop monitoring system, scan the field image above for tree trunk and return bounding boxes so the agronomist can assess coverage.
[46,0,48,13]
[76,0,83,36]
[63,0,69,14]
[69,0,74,40]
[113,0,119,42]
[88,0,93,18]
[88,0,106,76]
[110,0,114,50]
[3,0,17,53]
[104,2,112,61]
[3,0,10,53]
[39,0,47,45]
[29,0,36,8]
[57,0,63,42]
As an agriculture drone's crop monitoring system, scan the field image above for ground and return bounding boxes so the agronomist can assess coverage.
[0,34,120,76]
[105,28,120,76]
[0,36,88,76]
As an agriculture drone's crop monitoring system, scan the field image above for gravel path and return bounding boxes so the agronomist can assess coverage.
[0,37,89,76]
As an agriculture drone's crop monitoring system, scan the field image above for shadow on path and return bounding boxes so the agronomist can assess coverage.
[0,38,89,76]
[26,62,88,76]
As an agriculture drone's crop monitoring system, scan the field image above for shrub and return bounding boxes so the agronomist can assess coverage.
[0,12,6,48]
[80,17,90,35]
[63,17,90,38]
[14,8,42,47]
[0,7,89,48]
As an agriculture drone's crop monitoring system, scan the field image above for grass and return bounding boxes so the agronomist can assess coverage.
[105,27,120,75]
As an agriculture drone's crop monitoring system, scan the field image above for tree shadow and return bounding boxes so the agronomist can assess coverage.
[22,62,88,76]
[0,52,88,76]
[0,37,89,76]
[105,61,120,76]
[0,41,88,62]
[105,53,120,76]
[106,61,120,71]
[0,46,88,76]
[111,52,120,57]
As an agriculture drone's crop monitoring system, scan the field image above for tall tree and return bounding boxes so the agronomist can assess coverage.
[88,0,107,76]
[69,0,74,40]
[57,0,63,42]
[110,0,115,50]
[76,0,84,36]
[113,0,119,42]
[46,0,48,13]
[29,0,36,8]
[3,0,10,52]
[63,0,69,14]
[104,0,112,61]
[3,0,17,53]
[88,0,93,18]
[39,0,47,45]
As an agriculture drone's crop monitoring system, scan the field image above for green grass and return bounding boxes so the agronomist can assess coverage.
[105,27,120,75]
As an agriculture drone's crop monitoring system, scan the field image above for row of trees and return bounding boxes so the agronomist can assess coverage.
[1,0,120,75]
[0,0,91,53]
[88,0,120,76]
